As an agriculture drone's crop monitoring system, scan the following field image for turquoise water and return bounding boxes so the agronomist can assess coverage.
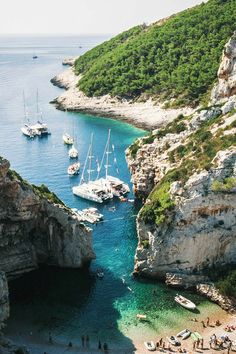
[0,36,221,352]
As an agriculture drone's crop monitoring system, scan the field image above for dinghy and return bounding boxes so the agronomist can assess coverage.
[167,336,181,346]
[63,133,74,145]
[67,162,80,176]
[144,341,156,351]
[175,294,196,310]
[176,329,191,339]
[137,314,147,320]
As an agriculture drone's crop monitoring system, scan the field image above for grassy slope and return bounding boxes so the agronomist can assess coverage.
[75,0,236,106]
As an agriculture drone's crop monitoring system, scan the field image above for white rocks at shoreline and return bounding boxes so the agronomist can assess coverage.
[51,67,194,130]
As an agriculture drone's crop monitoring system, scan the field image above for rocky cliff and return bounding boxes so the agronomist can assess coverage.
[127,34,236,284]
[0,158,95,330]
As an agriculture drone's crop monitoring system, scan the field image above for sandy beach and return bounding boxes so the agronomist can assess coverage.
[6,309,236,354]
[51,66,195,130]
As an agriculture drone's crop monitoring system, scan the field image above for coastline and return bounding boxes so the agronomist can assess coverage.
[5,305,235,354]
[50,66,195,131]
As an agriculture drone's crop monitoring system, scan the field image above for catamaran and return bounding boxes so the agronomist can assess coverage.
[21,92,37,138]
[72,133,113,203]
[30,90,51,136]
[72,130,130,203]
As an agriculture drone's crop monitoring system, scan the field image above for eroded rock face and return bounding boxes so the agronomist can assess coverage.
[134,148,236,279]
[212,32,236,103]
[0,272,9,329]
[0,158,95,328]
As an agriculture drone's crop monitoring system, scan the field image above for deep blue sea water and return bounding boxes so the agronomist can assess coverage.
[0,35,222,352]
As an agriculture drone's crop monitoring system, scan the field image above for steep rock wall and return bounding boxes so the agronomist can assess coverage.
[0,158,95,329]
[134,149,236,279]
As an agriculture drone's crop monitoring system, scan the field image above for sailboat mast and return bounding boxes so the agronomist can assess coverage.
[80,135,92,185]
[88,133,94,182]
[105,129,111,179]
[23,91,29,124]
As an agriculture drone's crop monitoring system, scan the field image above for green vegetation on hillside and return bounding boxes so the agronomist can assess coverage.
[75,0,236,106]
[141,113,236,225]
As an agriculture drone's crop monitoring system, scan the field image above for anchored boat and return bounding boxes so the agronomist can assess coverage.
[175,294,196,310]
[67,162,80,176]
[63,133,74,145]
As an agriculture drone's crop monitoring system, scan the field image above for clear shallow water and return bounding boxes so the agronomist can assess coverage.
[0,35,221,351]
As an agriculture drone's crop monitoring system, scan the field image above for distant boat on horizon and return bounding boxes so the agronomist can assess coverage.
[32,55,38,59]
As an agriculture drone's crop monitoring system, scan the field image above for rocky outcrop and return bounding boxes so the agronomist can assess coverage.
[133,148,236,279]
[62,57,78,66]
[197,284,236,313]
[212,32,236,104]
[50,67,194,130]
[0,158,95,329]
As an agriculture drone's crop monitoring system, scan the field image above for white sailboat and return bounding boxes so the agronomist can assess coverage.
[63,133,74,145]
[30,90,51,136]
[95,129,130,198]
[72,134,112,203]
[68,144,78,158]
[21,92,37,138]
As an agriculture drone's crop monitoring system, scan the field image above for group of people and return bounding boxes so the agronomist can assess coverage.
[47,332,109,352]
[210,334,233,353]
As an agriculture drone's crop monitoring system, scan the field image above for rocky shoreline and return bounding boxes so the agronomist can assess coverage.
[50,66,194,131]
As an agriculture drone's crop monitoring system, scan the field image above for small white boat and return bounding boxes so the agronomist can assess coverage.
[96,269,104,278]
[137,314,147,320]
[68,145,78,158]
[144,341,156,351]
[63,133,74,145]
[67,162,80,176]
[167,336,181,346]
[176,329,191,340]
[175,294,196,310]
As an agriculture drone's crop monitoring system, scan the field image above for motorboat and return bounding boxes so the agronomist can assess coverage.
[67,162,80,176]
[68,145,78,158]
[32,55,38,59]
[82,207,103,223]
[176,329,191,340]
[136,314,147,320]
[144,341,156,351]
[63,133,74,145]
[96,269,104,278]
[175,294,196,310]
[167,336,181,346]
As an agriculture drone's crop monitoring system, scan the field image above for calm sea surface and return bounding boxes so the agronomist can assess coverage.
[0,35,221,352]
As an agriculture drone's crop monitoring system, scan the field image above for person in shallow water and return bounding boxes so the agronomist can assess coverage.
[81,335,85,347]
[86,335,89,348]
[98,340,102,349]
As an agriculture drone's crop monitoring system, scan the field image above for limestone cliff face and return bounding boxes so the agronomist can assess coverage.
[133,149,236,279]
[212,32,236,104]
[0,158,95,328]
[127,34,236,282]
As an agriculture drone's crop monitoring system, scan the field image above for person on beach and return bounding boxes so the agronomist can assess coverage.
[196,338,200,348]
[201,320,206,328]
[86,335,89,348]
[81,335,85,347]
[159,338,163,346]
[193,341,196,350]
[201,338,204,349]
[103,342,108,353]
[206,317,210,326]
[98,340,101,349]
[48,332,53,344]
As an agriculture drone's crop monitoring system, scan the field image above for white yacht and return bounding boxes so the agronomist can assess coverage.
[21,92,37,138]
[63,133,74,145]
[72,133,112,203]
[31,90,51,136]
[68,144,78,158]
[72,130,129,203]
[21,124,36,138]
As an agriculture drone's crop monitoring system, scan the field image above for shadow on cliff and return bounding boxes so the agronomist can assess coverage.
[7,265,136,352]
